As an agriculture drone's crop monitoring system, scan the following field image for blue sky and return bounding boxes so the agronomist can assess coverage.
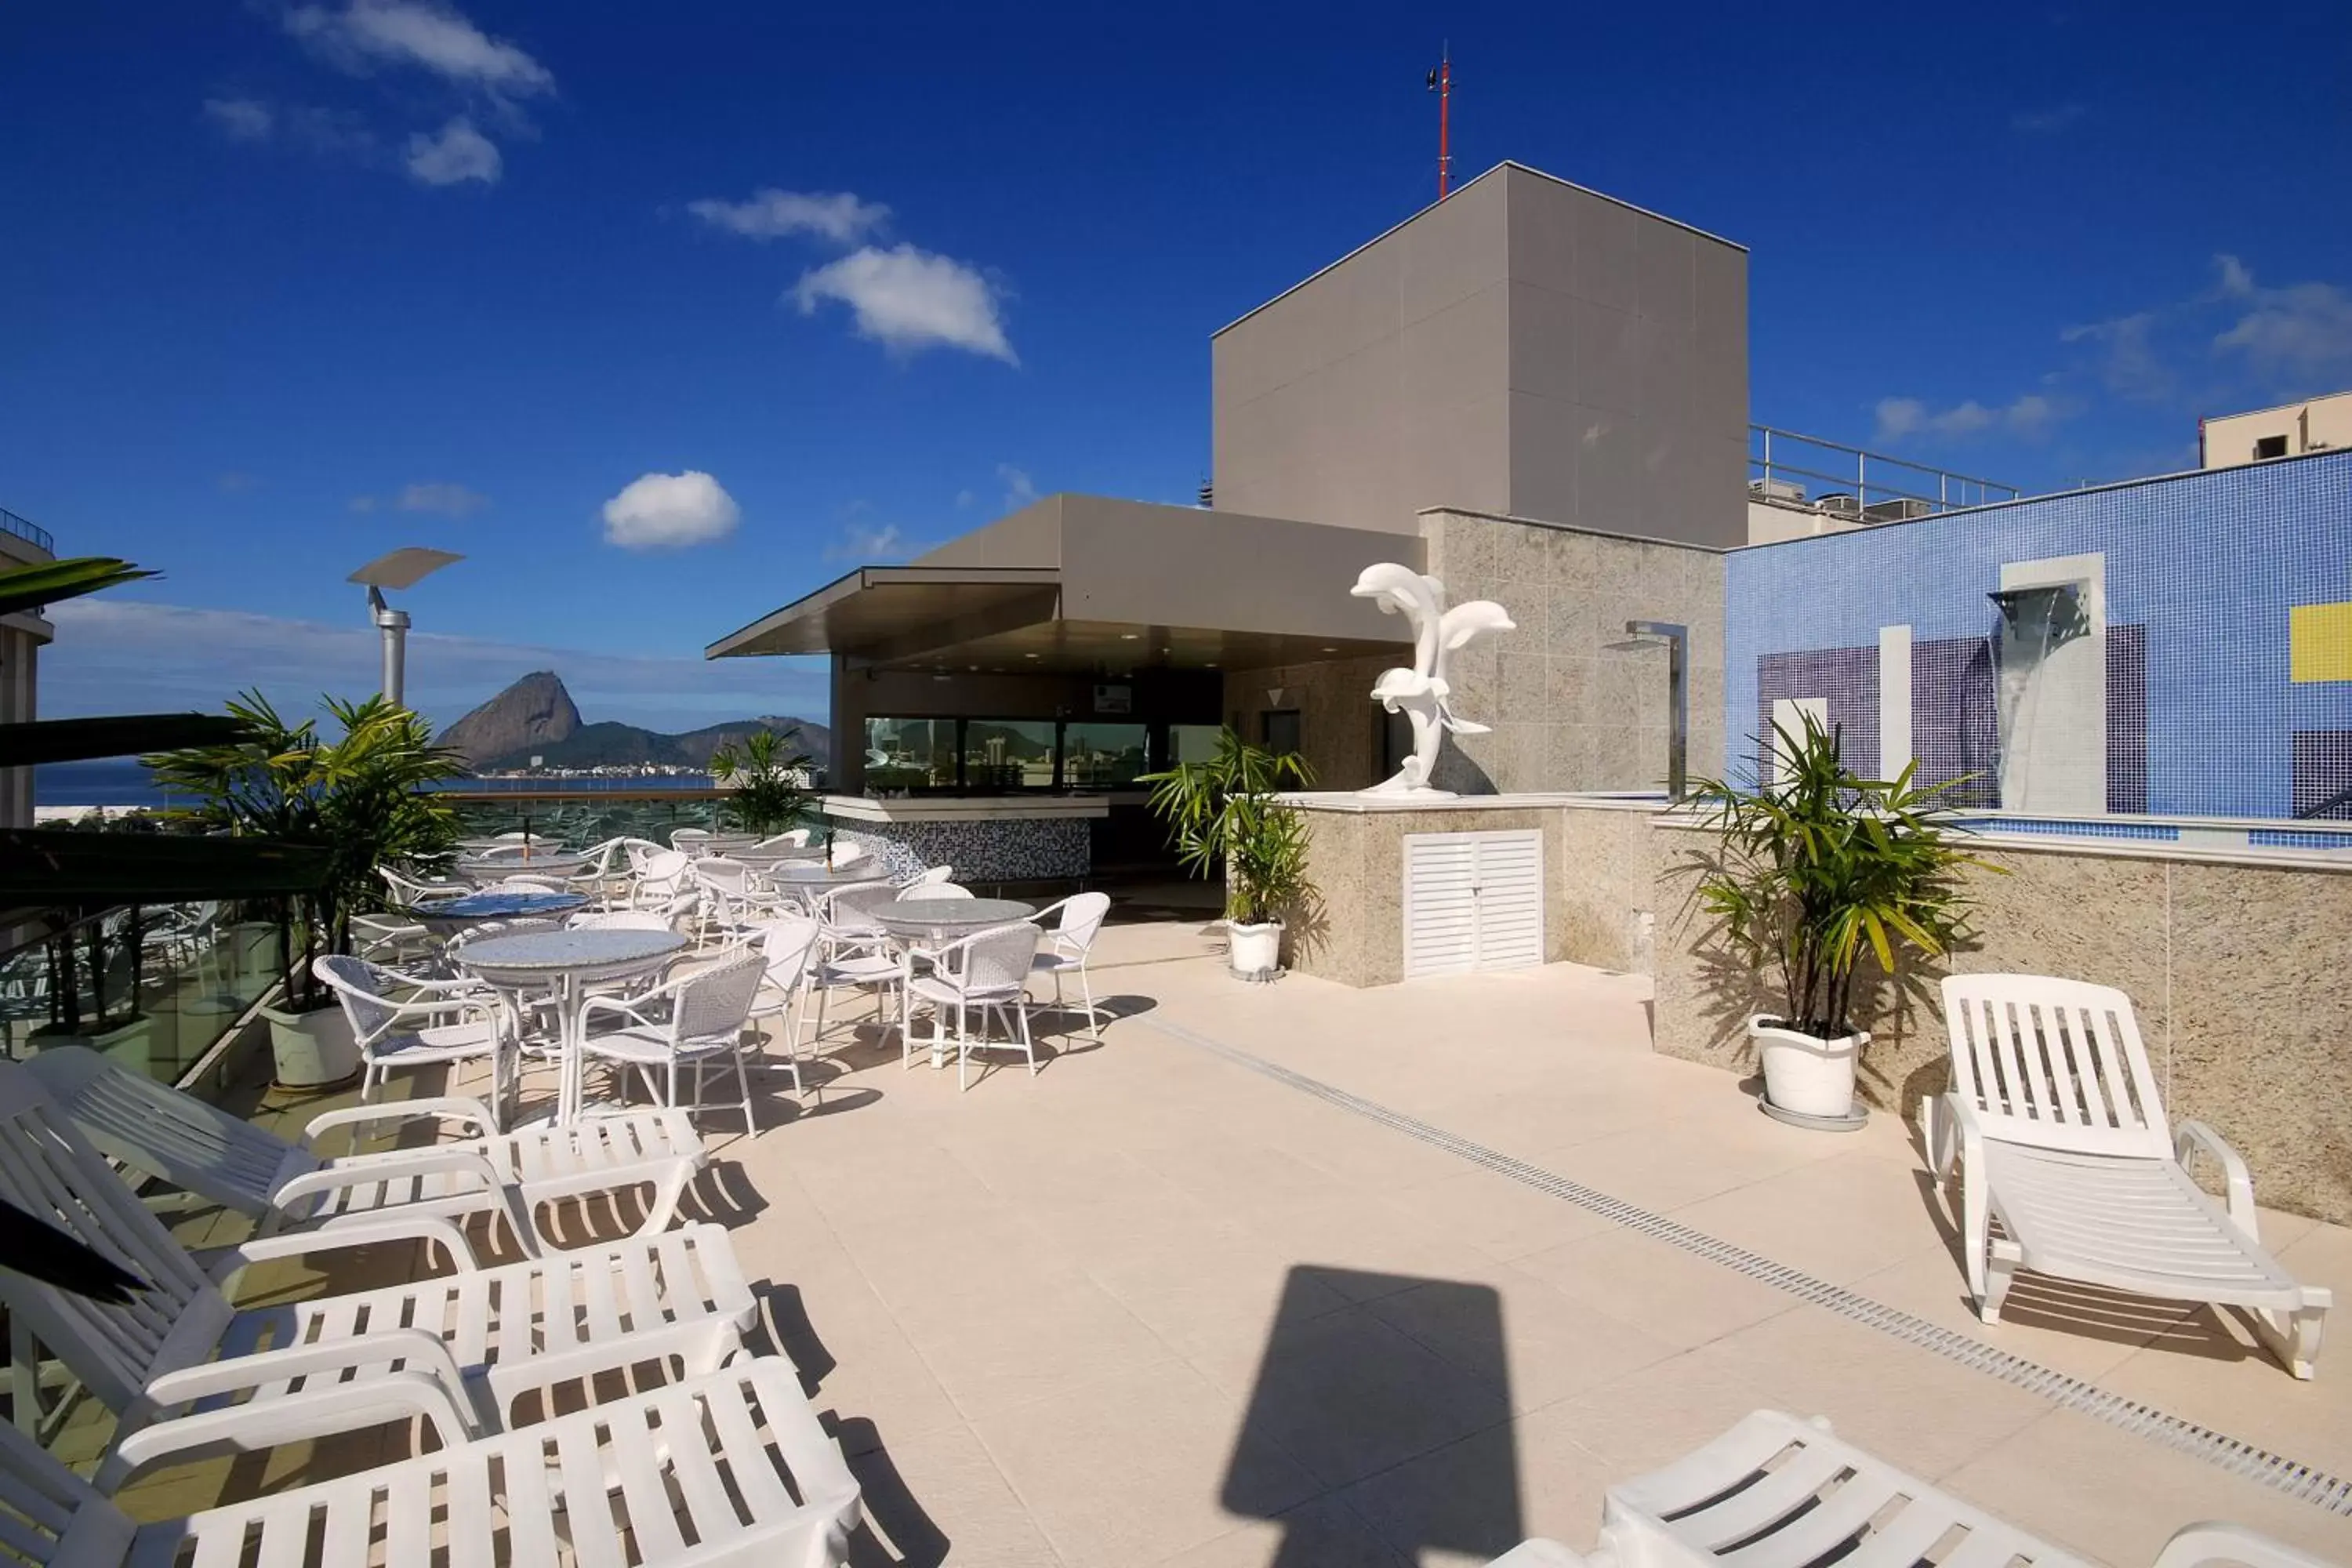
[7,1,2348,732]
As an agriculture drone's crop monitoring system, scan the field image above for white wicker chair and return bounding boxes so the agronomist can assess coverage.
[1927,973,2330,1377]
[905,922,1044,1091]
[313,954,503,1103]
[581,949,768,1130]
[1029,891,1112,1044]
[757,827,815,851]
[746,918,824,1094]
[898,880,975,901]
[671,826,714,853]
[379,864,465,906]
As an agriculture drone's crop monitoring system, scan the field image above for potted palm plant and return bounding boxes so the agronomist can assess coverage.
[1689,712,1984,1123]
[148,691,466,1087]
[708,725,815,836]
[1139,731,1315,979]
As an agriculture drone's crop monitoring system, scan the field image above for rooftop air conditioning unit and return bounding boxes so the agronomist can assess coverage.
[1815,493,1861,518]
[1748,477,1806,504]
[1861,498,1934,524]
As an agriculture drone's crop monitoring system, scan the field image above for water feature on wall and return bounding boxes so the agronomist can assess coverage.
[1987,554,2107,815]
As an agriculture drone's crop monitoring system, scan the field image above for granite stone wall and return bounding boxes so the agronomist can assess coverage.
[1287,803,1571,988]
[1417,509,1727,795]
[1650,825,2352,1224]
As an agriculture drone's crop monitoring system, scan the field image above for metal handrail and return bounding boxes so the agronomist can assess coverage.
[0,505,54,554]
[1750,425,2021,519]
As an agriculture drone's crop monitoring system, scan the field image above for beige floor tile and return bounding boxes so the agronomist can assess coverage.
[842,1417,1068,1566]
[1335,1399,1622,1565]
[1525,1344,1784,1479]
[1372,1164,1624,1262]
[1937,1406,2352,1563]
[1702,1301,2053,1479]
[1210,1297,1517,1491]
[1532,1116,1835,1214]
[1364,1265,1682,1415]
[1153,1497,1410,1568]
[970,1358,1321,1566]
[887,1281,1179,1424]
[1512,1226,1801,1350]
[1662,1150,1955,1286]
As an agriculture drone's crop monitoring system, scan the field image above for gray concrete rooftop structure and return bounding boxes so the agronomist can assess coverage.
[1211,162,1749,550]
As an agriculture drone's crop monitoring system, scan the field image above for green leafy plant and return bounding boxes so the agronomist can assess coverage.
[707,726,815,836]
[1138,730,1315,926]
[1690,711,1987,1038]
[147,691,466,1011]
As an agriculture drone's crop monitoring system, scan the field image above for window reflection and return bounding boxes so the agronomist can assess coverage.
[1063,724,1149,789]
[866,718,956,791]
[962,720,1058,790]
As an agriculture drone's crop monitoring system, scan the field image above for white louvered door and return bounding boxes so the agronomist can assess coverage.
[1402,829,1544,979]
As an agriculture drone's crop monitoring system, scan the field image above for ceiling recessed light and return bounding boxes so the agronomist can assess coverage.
[1024,652,1040,659]
[1205,662,1218,668]
[1320,646,1338,653]
[1120,633,1140,641]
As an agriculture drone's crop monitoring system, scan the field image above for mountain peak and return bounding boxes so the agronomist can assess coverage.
[437,671,583,767]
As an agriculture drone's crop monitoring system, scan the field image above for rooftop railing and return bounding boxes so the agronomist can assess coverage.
[0,505,54,555]
[1749,425,2021,523]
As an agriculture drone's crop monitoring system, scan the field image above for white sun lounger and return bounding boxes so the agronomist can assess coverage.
[0,1060,754,1490]
[1926,974,2328,1378]
[27,1045,707,1260]
[1486,1410,2336,1568]
[0,1359,861,1565]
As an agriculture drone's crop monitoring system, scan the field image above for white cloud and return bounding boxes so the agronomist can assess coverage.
[396,481,487,517]
[1873,393,2061,444]
[997,463,1038,509]
[2009,103,2086,134]
[405,117,500,185]
[348,494,379,513]
[688,189,889,245]
[204,97,274,141]
[2059,310,2169,401]
[954,488,975,510]
[2210,255,2352,386]
[825,522,919,562]
[601,470,740,550]
[790,244,1016,362]
[42,599,825,732]
[283,0,553,98]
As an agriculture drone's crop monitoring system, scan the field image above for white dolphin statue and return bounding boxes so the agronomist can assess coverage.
[1350,562,1515,795]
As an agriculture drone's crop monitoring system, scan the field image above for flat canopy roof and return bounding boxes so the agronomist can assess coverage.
[707,493,1421,672]
[706,566,1062,660]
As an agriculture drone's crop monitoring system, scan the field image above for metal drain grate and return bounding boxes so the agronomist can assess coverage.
[1145,1018,2352,1516]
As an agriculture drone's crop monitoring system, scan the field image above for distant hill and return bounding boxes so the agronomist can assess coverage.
[436,672,829,773]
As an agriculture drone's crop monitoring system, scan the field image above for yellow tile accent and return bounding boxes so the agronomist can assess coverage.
[2291,601,2352,683]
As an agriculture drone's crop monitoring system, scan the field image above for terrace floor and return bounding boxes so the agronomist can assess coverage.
[108,922,2352,1565]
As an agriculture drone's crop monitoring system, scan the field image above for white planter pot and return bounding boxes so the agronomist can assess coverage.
[1228,920,1283,979]
[224,921,279,982]
[1748,1014,1867,1119]
[263,1002,361,1090]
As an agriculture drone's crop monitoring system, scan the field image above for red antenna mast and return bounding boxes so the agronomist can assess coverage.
[1427,45,1454,200]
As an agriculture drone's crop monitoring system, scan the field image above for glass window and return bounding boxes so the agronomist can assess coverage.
[1168,724,1224,768]
[1261,710,1302,757]
[962,720,1058,791]
[866,718,957,791]
[1062,724,1149,789]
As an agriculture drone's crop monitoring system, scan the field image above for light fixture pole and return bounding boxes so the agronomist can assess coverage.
[1624,620,1690,801]
[348,547,464,710]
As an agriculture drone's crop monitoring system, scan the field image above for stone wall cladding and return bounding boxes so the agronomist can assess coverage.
[1419,510,1726,794]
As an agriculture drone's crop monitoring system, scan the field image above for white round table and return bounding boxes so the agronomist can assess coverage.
[408,889,588,938]
[452,853,593,887]
[458,928,686,1126]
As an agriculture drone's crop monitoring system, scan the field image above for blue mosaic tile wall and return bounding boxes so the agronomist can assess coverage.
[1724,448,2352,818]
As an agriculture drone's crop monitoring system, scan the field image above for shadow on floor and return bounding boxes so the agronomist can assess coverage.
[1224,1266,1521,1565]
